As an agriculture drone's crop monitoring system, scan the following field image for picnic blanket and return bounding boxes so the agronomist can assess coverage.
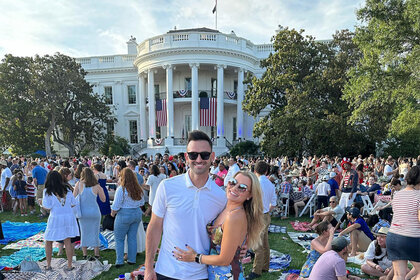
[290,221,311,232]
[268,224,287,233]
[2,232,59,250]
[74,233,109,251]
[38,258,111,280]
[347,253,365,265]
[2,271,48,280]
[0,221,46,244]
[0,247,53,268]
[101,230,115,250]
[287,231,318,252]
[269,249,292,271]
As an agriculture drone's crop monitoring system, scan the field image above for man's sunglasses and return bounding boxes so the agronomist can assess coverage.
[329,201,336,204]
[228,178,249,192]
[187,152,211,160]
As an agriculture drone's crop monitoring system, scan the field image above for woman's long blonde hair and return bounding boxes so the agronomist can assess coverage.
[234,171,264,249]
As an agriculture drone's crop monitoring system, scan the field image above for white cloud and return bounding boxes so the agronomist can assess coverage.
[0,0,365,58]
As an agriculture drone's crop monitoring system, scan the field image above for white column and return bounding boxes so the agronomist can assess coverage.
[164,64,174,146]
[190,63,199,131]
[216,64,226,146]
[147,69,156,140]
[138,74,147,141]
[236,68,244,140]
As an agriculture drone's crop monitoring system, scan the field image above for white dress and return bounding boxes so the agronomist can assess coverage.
[42,189,80,241]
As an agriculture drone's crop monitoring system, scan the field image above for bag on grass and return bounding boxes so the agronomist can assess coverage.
[19,256,41,272]
[102,214,115,231]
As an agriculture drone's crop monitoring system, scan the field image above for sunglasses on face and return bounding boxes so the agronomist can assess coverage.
[228,178,249,192]
[187,152,211,160]
[329,201,336,204]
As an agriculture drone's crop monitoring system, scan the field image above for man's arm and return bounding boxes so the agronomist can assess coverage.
[145,213,164,280]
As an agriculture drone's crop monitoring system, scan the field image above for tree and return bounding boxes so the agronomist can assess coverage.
[100,134,130,157]
[229,141,259,157]
[343,0,420,156]
[243,27,368,157]
[0,55,46,154]
[32,53,114,156]
[0,53,114,156]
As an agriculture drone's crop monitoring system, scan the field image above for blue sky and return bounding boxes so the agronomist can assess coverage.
[0,0,365,58]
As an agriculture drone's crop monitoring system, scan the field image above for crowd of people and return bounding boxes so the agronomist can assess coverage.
[0,130,418,280]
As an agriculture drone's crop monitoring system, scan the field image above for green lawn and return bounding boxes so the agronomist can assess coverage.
[0,209,367,280]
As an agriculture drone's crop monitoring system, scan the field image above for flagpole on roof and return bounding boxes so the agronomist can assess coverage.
[212,0,217,30]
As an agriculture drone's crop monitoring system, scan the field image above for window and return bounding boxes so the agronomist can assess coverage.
[104,86,113,104]
[154,84,160,99]
[233,117,237,140]
[107,120,114,135]
[211,78,217,97]
[129,120,138,144]
[234,80,238,94]
[211,126,216,139]
[185,115,192,134]
[127,85,136,104]
[185,78,191,91]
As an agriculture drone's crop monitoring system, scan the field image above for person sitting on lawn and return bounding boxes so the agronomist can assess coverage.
[309,236,361,280]
[299,221,335,279]
[306,196,344,230]
[361,227,393,279]
[338,207,375,256]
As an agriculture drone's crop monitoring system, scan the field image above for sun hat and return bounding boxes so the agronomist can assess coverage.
[331,236,350,251]
[322,175,329,181]
[330,172,337,178]
[0,160,7,166]
[374,227,389,236]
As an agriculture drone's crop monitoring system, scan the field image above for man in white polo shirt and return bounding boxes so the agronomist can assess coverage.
[145,130,227,280]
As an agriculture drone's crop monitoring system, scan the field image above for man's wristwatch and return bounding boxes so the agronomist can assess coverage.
[195,254,202,264]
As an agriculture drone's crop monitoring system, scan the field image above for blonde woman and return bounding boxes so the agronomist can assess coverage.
[174,171,264,280]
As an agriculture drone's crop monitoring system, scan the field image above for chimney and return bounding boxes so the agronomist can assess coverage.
[127,35,137,55]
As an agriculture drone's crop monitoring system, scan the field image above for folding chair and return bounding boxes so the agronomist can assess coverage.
[280,192,290,218]
[361,195,375,216]
[299,193,316,217]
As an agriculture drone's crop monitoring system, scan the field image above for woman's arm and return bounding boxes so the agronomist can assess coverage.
[73,181,80,196]
[95,184,106,202]
[174,212,247,266]
[311,227,334,254]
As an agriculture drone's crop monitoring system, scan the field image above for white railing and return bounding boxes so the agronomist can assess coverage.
[122,55,135,62]
[225,36,239,44]
[200,34,216,41]
[257,44,274,52]
[151,36,164,46]
[246,41,253,50]
[76,58,91,64]
[98,56,114,63]
[172,34,189,41]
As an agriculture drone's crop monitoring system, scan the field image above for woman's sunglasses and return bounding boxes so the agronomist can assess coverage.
[228,178,249,192]
[187,152,211,160]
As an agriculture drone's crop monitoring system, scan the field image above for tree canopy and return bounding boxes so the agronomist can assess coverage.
[343,0,420,156]
[243,27,370,157]
[0,53,114,156]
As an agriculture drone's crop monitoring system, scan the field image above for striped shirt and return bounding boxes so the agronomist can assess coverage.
[26,183,36,198]
[389,190,420,237]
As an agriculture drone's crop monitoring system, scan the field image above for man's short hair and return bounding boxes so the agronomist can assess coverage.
[31,162,38,166]
[187,130,212,150]
[254,160,269,175]
[128,160,136,168]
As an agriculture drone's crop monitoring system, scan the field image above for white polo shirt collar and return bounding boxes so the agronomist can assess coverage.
[184,171,212,191]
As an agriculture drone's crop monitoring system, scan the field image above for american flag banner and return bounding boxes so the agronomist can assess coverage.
[200,97,217,126]
[156,99,167,127]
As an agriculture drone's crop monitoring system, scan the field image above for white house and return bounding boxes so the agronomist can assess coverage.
[72,27,274,156]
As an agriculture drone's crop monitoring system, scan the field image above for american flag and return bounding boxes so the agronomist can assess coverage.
[156,99,167,127]
[200,97,216,126]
